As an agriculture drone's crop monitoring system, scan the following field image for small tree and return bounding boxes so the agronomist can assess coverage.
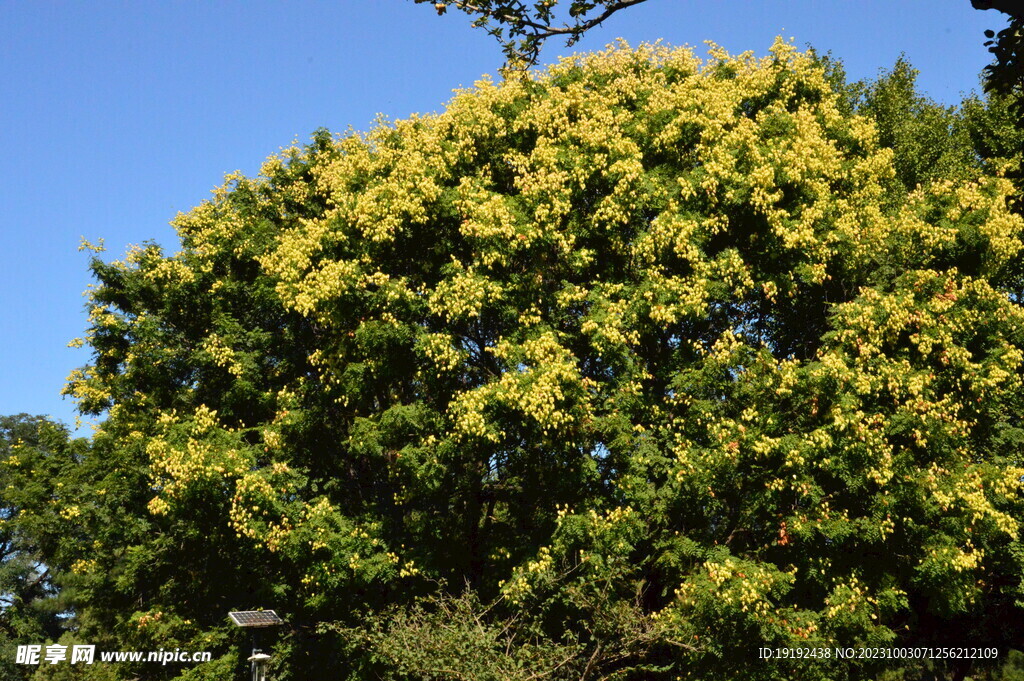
[0,416,82,681]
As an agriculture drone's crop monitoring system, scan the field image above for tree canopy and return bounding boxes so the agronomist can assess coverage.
[15,39,1024,680]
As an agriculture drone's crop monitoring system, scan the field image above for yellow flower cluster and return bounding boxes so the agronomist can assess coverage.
[70,558,99,575]
[229,472,293,552]
[201,334,244,376]
[672,557,785,619]
[427,262,503,322]
[59,505,81,520]
[823,575,879,620]
[450,332,591,440]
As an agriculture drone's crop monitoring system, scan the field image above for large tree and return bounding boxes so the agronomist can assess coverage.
[60,41,1024,680]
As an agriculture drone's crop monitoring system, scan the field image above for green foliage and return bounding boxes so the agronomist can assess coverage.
[848,59,979,191]
[330,588,584,681]
[0,416,80,681]
[42,41,1024,680]
[980,14,1023,116]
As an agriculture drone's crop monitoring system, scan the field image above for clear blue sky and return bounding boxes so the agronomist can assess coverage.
[0,1,1006,431]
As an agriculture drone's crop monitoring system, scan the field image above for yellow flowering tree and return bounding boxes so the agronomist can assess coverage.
[62,41,1024,680]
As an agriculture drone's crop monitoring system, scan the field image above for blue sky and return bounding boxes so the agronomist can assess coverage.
[0,1,1006,430]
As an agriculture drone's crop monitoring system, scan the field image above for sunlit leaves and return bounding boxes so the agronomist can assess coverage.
[63,40,1024,680]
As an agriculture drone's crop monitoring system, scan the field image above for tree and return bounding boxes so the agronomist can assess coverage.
[60,40,1024,680]
[0,416,81,681]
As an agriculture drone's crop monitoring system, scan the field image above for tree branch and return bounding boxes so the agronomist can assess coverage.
[416,0,651,68]
[971,0,1024,21]
[486,0,650,43]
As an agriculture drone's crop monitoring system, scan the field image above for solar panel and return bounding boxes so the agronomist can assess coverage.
[229,610,283,628]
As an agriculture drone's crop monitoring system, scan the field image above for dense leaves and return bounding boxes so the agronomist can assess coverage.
[0,416,78,681]
[32,41,1024,680]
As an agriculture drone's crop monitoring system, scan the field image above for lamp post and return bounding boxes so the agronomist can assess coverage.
[247,651,272,681]
[229,610,283,681]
